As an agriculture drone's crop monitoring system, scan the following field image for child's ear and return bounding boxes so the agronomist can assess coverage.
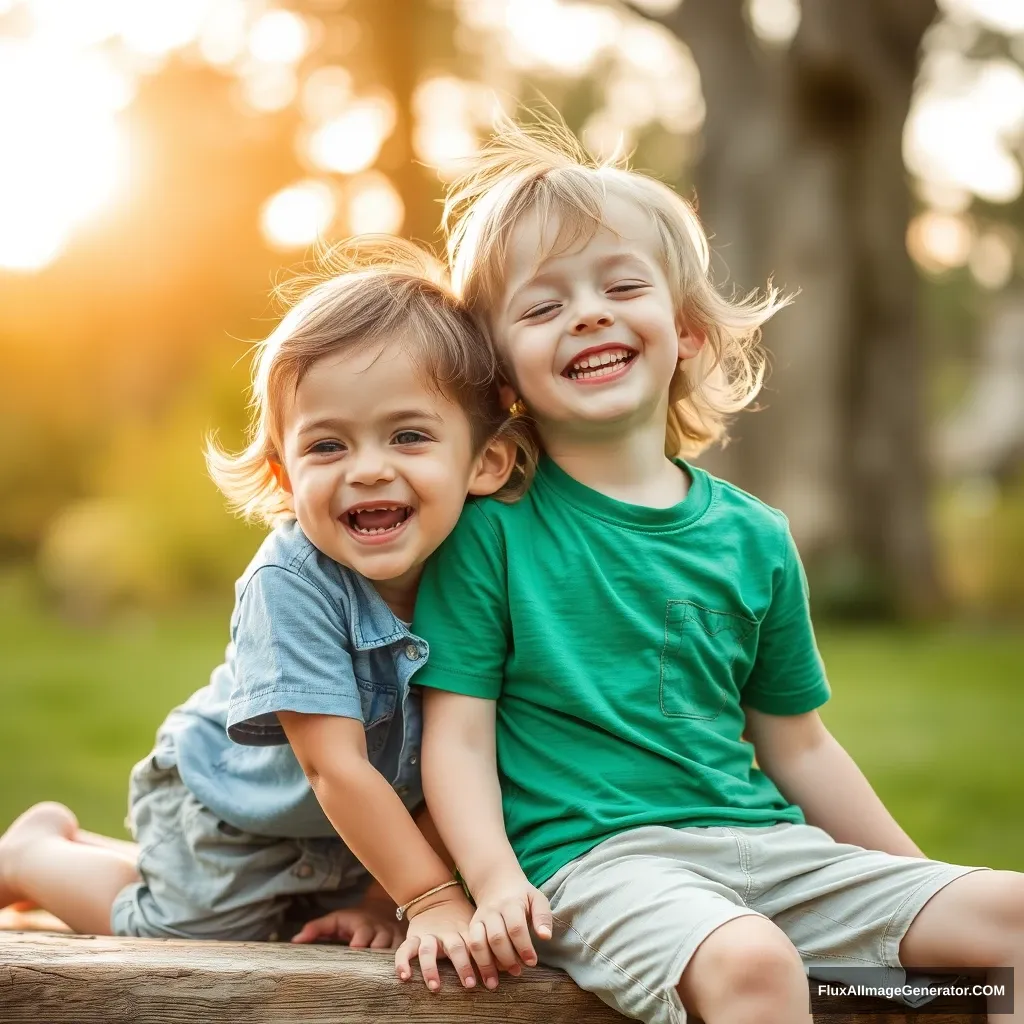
[498,383,518,413]
[677,319,706,362]
[468,435,518,497]
[269,458,292,495]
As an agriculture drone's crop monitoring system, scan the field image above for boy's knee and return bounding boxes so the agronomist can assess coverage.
[989,872,1024,947]
[678,916,806,1017]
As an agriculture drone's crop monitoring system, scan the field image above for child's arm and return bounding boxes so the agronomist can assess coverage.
[420,689,553,975]
[745,708,925,857]
[279,711,487,990]
[740,517,923,858]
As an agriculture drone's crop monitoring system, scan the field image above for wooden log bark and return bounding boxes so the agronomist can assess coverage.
[0,932,987,1023]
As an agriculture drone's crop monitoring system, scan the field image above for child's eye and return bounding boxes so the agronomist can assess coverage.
[523,302,560,320]
[392,430,432,446]
[608,282,646,294]
[308,440,345,455]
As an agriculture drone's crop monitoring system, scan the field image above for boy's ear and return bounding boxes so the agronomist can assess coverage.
[468,434,518,497]
[498,383,518,413]
[677,319,706,362]
[269,458,292,495]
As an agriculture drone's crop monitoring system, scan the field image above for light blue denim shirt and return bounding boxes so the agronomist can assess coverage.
[154,519,426,838]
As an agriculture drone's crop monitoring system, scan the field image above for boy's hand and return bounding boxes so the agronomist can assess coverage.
[468,869,553,977]
[291,901,404,949]
[395,890,493,992]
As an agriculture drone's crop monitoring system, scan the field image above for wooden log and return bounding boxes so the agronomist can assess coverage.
[0,932,987,1023]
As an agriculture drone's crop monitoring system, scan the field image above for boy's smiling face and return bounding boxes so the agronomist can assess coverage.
[276,337,502,598]
[499,194,703,440]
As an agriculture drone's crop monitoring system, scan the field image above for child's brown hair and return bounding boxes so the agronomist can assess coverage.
[207,236,536,525]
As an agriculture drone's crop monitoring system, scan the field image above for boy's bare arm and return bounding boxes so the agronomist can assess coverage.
[422,689,552,972]
[744,707,925,858]
[280,711,458,906]
[420,690,523,891]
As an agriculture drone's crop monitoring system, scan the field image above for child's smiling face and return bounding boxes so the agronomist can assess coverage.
[498,194,703,440]
[276,337,499,595]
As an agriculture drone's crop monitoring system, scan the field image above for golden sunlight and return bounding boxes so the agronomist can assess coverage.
[346,172,404,235]
[0,37,129,271]
[305,95,397,175]
[260,180,336,250]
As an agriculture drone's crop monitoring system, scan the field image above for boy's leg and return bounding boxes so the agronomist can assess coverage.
[537,826,811,1024]
[742,824,998,1014]
[0,802,138,934]
[676,915,813,1024]
[899,869,1024,1020]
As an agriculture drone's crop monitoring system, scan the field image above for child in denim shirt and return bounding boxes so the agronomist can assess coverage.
[0,238,533,993]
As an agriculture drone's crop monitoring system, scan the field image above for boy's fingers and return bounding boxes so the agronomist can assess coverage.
[467,920,500,990]
[418,936,442,992]
[291,918,331,944]
[370,928,398,950]
[349,923,376,948]
[482,910,521,973]
[440,934,477,989]
[504,910,537,967]
[530,890,554,941]
[395,937,418,982]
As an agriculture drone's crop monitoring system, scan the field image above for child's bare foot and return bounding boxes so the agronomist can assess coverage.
[0,803,78,909]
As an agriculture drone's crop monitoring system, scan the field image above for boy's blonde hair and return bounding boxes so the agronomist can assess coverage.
[443,116,791,458]
[207,236,536,526]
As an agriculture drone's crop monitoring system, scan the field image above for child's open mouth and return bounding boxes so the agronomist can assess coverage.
[562,346,637,383]
[343,504,414,544]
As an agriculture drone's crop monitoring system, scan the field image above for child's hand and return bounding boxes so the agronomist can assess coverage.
[395,890,492,992]
[468,870,553,977]
[291,902,404,949]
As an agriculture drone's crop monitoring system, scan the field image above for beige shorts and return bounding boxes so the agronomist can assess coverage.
[538,823,985,1024]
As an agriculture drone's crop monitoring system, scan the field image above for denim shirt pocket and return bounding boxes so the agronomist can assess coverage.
[356,676,398,756]
[659,601,757,721]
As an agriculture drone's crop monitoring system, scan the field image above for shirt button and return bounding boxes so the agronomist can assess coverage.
[404,644,421,661]
[295,863,314,879]
[408,754,418,766]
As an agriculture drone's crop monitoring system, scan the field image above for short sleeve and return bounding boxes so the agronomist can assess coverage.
[227,565,363,744]
[411,503,510,700]
[741,519,831,715]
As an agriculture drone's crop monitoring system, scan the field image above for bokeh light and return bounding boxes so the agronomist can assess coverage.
[906,211,974,273]
[346,172,405,235]
[247,8,310,66]
[305,96,396,175]
[260,180,336,250]
[746,0,801,46]
[969,229,1016,290]
[0,38,129,271]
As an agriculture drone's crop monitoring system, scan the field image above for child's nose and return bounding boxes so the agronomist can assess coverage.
[572,309,615,333]
[346,449,396,485]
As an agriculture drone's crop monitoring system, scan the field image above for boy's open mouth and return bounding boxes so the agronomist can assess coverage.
[344,504,414,538]
[562,346,637,381]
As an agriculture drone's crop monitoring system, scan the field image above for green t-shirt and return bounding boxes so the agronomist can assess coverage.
[412,456,831,887]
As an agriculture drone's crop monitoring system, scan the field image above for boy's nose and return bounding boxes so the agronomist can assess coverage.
[572,310,614,333]
[346,450,396,485]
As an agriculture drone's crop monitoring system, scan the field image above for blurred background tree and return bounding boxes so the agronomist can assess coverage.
[1,0,1022,858]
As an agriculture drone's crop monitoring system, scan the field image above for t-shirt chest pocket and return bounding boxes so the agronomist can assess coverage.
[355,677,398,755]
[659,600,757,721]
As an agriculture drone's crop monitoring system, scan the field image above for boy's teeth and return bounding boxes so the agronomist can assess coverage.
[567,350,633,379]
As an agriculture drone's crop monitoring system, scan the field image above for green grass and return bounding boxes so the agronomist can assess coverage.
[1,583,1021,870]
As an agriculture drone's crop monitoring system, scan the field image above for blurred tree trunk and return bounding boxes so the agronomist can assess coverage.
[314,1,443,245]
[657,0,939,617]
[357,0,443,246]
